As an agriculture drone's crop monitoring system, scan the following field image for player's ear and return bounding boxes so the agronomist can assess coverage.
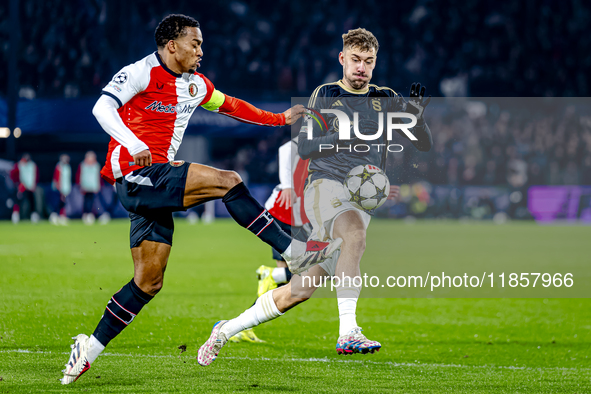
[167,40,176,53]
[338,51,345,66]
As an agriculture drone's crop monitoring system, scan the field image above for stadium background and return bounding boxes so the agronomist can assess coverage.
[0,0,590,222]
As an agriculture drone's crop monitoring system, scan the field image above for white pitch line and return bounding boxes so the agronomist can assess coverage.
[223,356,589,372]
[1,349,588,372]
[0,349,173,359]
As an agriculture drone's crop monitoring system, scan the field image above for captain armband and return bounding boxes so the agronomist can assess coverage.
[201,89,226,111]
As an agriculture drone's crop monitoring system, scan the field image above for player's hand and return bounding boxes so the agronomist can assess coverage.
[277,188,294,208]
[283,105,306,125]
[133,150,152,167]
[387,185,400,200]
[405,82,431,119]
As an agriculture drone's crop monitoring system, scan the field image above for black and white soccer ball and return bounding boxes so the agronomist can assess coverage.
[343,165,390,211]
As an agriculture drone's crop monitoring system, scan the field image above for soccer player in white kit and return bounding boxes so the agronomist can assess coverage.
[258,137,312,296]
[230,137,312,343]
[198,28,432,365]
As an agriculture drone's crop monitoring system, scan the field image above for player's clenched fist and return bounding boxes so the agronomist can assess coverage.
[283,104,306,125]
[133,150,152,167]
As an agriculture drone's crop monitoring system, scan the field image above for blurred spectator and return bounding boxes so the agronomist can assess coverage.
[582,155,591,185]
[4,0,591,99]
[77,151,101,225]
[506,146,527,188]
[50,154,71,225]
[563,161,580,185]
[10,153,40,223]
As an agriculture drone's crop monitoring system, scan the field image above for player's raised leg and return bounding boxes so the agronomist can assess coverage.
[61,240,169,384]
[332,210,380,355]
[182,163,341,272]
[197,266,327,366]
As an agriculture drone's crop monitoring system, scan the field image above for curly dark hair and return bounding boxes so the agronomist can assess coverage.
[154,14,200,48]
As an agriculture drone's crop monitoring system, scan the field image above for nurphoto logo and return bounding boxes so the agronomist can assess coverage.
[304,108,418,153]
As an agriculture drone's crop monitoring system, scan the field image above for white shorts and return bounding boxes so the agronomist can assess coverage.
[303,178,371,276]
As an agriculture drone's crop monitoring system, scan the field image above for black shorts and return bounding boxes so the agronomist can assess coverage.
[116,162,190,248]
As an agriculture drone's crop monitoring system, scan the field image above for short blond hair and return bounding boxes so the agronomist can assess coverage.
[342,28,379,53]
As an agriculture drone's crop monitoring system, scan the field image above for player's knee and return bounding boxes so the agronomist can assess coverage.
[273,283,309,311]
[143,279,163,296]
[280,293,309,310]
[221,170,242,190]
[290,283,315,301]
[342,230,366,254]
[136,273,164,296]
[289,286,309,300]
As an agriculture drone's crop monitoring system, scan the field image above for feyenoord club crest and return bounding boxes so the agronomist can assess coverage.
[170,160,185,167]
[188,83,198,97]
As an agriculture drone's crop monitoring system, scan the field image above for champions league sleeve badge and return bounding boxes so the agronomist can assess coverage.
[113,71,128,84]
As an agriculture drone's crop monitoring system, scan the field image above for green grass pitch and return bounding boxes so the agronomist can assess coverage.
[1,219,590,393]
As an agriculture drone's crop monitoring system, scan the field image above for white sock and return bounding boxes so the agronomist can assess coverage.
[220,289,283,339]
[281,240,307,262]
[87,335,105,364]
[336,285,361,336]
[280,244,292,261]
[272,268,288,284]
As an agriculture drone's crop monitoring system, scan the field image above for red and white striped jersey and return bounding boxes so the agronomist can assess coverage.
[100,52,214,184]
[265,139,310,226]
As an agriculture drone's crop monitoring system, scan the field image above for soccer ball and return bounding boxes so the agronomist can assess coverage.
[343,165,390,211]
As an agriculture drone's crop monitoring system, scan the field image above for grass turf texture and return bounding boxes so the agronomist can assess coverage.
[0,219,590,393]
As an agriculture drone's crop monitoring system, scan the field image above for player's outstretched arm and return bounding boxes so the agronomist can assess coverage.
[282,105,306,125]
[204,91,304,126]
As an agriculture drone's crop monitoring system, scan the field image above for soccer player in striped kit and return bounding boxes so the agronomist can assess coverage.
[60,14,341,384]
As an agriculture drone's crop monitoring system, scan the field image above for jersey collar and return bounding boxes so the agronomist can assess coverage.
[337,79,369,94]
[154,52,183,78]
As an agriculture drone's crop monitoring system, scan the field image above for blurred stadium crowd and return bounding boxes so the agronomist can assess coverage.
[0,0,590,222]
[396,101,591,187]
[3,99,589,222]
[1,0,590,98]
